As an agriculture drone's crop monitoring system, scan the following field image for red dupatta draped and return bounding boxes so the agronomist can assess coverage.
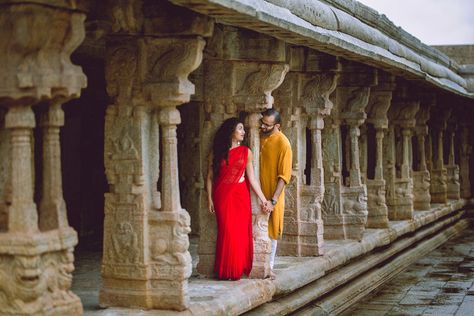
[213,146,253,280]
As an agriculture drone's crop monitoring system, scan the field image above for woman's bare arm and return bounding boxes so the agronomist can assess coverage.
[206,153,215,213]
[246,149,268,205]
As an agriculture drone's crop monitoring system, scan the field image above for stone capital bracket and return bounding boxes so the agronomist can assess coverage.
[232,63,289,112]
[141,37,207,108]
[366,72,395,129]
[301,71,339,119]
[390,100,420,129]
[0,1,87,104]
[341,86,371,127]
[415,105,430,136]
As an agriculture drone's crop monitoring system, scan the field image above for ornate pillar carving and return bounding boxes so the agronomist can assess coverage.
[413,102,431,210]
[196,25,288,278]
[386,83,419,220]
[100,2,212,310]
[0,1,86,314]
[429,103,450,204]
[365,72,394,228]
[275,49,339,256]
[323,61,376,240]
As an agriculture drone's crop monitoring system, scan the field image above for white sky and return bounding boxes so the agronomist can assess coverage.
[357,0,474,45]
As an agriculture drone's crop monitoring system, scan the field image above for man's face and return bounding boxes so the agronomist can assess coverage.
[260,115,277,135]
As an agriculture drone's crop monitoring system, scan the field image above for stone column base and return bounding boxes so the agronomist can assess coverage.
[367,179,388,228]
[343,214,367,241]
[431,169,447,203]
[367,213,389,228]
[388,202,413,220]
[324,214,367,241]
[280,220,324,256]
[101,261,190,311]
[431,192,448,204]
[323,215,345,240]
[0,229,82,316]
[413,170,431,210]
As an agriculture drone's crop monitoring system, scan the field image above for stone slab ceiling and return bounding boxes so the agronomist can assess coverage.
[170,0,474,98]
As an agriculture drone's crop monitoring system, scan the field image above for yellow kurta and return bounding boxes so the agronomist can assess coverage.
[260,131,293,240]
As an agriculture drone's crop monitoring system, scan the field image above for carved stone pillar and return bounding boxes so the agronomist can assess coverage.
[196,25,288,278]
[360,126,368,184]
[39,101,69,230]
[429,105,450,204]
[323,61,375,240]
[247,113,271,277]
[459,122,472,199]
[0,1,86,314]
[446,115,460,200]
[100,2,212,310]
[274,49,338,256]
[365,72,394,228]
[386,83,419,220]
[413,104,431,210]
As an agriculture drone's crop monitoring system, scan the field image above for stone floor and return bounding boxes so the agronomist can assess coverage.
[71,216,474,315]
[344,228,474,316]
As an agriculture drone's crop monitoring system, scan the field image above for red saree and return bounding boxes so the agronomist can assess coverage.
[213,146,253,280]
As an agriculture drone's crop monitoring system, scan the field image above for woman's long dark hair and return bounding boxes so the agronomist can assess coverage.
[212,117,243,179]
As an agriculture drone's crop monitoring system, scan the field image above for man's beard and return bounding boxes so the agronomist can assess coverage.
[260,126,275,135]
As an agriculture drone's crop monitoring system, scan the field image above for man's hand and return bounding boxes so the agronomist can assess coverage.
[262,200,274,214]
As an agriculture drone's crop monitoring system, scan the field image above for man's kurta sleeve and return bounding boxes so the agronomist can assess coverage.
[277,141,292,184]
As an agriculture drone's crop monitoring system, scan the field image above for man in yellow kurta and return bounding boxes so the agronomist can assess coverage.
[259,108,292,277]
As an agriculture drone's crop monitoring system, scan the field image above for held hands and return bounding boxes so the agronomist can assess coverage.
[261,200,275,214]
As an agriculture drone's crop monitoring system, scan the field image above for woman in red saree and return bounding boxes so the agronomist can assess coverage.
[207,118,269,280]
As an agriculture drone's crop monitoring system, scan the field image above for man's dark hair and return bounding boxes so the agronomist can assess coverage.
[261,108,281,124]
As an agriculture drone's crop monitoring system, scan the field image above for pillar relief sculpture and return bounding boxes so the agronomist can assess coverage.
[386,85,419,220]
[196,25,288,279]
[429,104,451,204]
[100,1,212,310]
[0,1,86,314]
[413,101,432,210]
[274,48,339,256]
[365,72,394,228]
[322,61,376,240]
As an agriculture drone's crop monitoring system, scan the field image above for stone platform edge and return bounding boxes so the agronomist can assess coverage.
[219,199,468,315]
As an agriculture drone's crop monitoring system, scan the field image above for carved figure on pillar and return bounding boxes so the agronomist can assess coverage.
[0,1,86,314]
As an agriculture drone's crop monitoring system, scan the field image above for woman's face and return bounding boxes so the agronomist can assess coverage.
[232,123,245,143]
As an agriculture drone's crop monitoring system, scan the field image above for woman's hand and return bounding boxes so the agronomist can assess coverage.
[208,199,215,213]
[261,200,273,214]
